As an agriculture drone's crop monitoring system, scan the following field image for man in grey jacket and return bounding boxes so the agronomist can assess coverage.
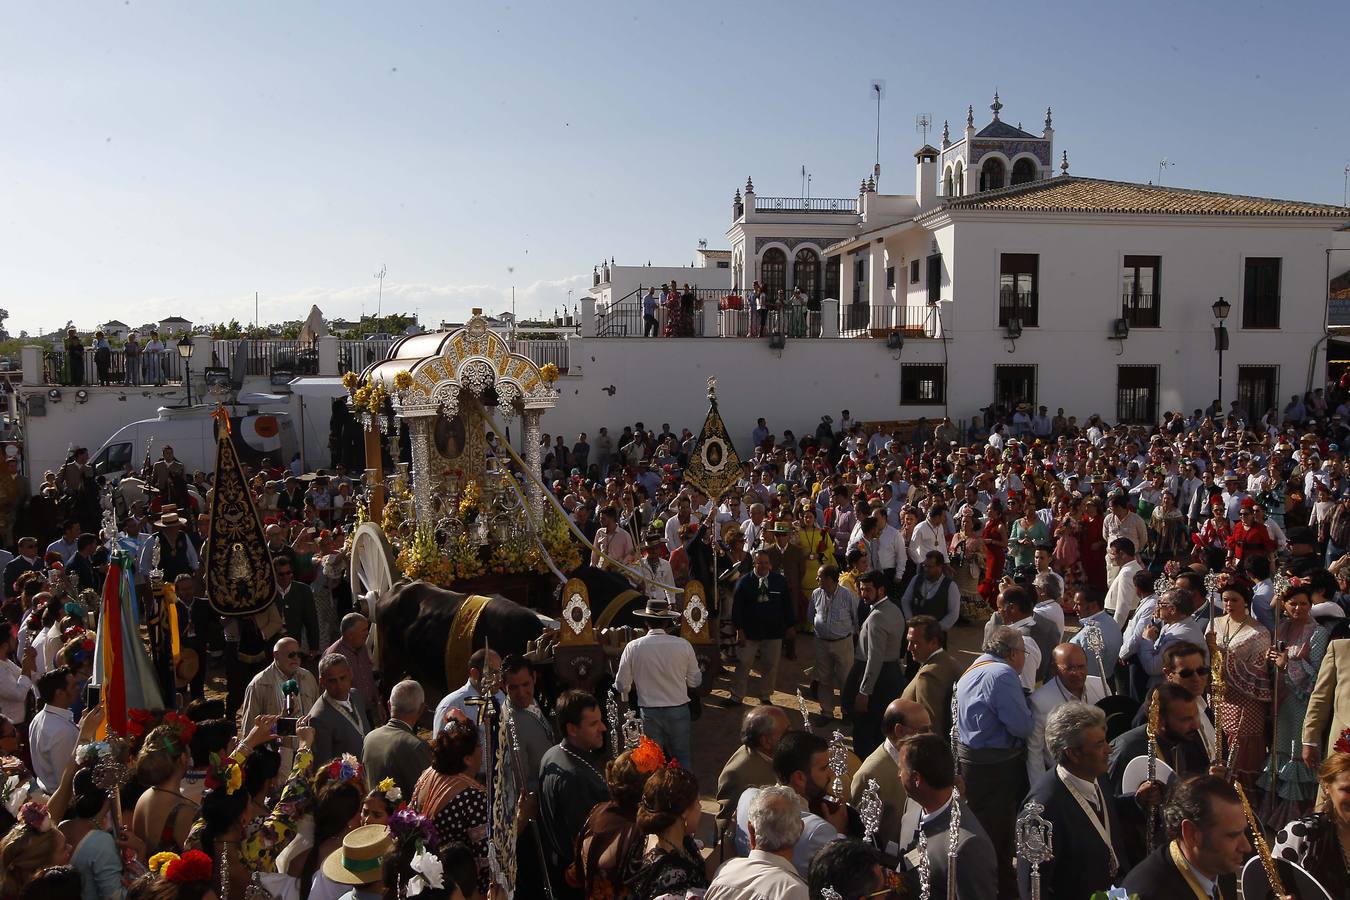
[309,652,370,763]
[361,679,430,797]
[898,733,997,900]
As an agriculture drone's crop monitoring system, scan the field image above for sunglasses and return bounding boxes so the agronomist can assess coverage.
[284,651,300,659]
[1173,666,1211,679]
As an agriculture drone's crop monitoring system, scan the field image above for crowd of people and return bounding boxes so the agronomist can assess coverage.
[2,388,1350,898]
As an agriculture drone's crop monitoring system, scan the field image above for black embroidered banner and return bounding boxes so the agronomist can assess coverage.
[205,409,277,617]
[683,377,745,502]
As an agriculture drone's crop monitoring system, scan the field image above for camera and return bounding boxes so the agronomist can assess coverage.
[275,717,298,737]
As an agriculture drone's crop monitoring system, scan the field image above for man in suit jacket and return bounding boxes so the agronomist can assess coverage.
[1302,637,1350,772]
[716,705,788,829]
[1027,644,1108,782]
[309,651,371,763]
[850,698,927,859]
[897,733,997,900]
[273,556,320,654]
[900,615,964,737]
[239,636,320,729]
[1018,702,1132,900]
[361,679,430,798]
[1120,775,1243,899]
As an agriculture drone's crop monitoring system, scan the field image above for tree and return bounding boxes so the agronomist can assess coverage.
[0,309,9,342]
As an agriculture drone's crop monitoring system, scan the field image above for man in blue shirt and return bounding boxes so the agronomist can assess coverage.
[954,624,1033,898]
[642,286,660,337]
[1071,587,1123,682]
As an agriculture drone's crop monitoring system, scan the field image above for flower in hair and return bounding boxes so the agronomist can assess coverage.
[377,776,402,805]
[18,801,51,832]
[76,741,113,768]
[163,849,214,883]
[148,851,179,874]
[326,752,363,785]
[406,846,444,896]
[1335,726,1350,756]
[630,736,665,774]
[389,807,438,850]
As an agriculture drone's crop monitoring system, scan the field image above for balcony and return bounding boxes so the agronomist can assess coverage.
[752,196,857,214]
[839,303,940,339]
[1122,291,1160,328]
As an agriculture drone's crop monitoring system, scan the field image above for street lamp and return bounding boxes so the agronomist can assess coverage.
[177,335,195,406]
[1212,297,1231,413]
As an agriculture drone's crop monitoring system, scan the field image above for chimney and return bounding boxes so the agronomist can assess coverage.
[915,145,939,210]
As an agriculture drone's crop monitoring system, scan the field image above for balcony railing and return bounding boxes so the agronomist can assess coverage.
[1122,291,1160,328]
[839,303,938,338]
[752,196,858,214]
[510,338,570,373]
[44,347,187,386]
[210,339,320,377]
[338,339,396,374]
[998,290,1039,328]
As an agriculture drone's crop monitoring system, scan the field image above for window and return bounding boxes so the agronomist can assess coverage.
[994,365,1036,410]
[886,266,896,289]
[926,255,942,304]
[999,253,1038,326]
[761,248,787,302]
[901,364,946,405]
[980,158,1005,192]
[1117,365,1159,424]
[1237,366,1279,421]
[1122,255,1161,328]
[910,260,920,284]
[715,261,729,269]
[1242,257,1281,328]
[794,248,821,302]
[825,256,840,301]
[1011,158,1037,185]
[853,257,866,304]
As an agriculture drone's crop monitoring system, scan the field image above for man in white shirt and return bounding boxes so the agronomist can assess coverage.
[29,666,79,792]
[870,509,907,593]
[1105,538,1145,629]
[1026,644,1107,781]
[0,623,34,724]
[908,505,949,565]
[999,587,1043,690]
[613,597,701,768]
[705,785,808,900]
[1031,571,1067,641]
[591,505,635,572]
[637,532,676,604]
[433,647,504,733]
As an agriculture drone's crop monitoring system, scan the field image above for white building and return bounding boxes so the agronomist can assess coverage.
[570,93,1350,431]
[157,315,193,336]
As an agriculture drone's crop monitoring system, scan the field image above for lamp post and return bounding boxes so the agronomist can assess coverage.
[177,336,195,406]
[1212,296,1231,413]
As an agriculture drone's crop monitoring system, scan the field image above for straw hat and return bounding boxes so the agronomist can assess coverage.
[321,825,394,886]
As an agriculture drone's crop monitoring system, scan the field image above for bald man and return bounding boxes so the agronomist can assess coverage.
[1027,643,1107,782]
[716,705,790,830]
[239,636,320,729]
[850,698,929,858]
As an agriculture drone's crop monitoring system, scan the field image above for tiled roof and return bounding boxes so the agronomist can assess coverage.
[975,120,1039,140]
[943,176,1350,217]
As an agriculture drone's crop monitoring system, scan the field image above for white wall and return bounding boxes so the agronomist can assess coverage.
[939,214,1337,418]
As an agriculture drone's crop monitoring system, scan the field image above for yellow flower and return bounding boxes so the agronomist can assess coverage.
[539,362,560,384]
[342,372,360,391]
[378,777,395,793]
[225,763,243,795]
[148,851,180,874]
[392,370,413,392]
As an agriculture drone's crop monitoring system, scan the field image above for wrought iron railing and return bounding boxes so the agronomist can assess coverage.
[44,346,187,386]
[1122,291,1160,328]
[338,339,396,374]
[511,338,570,372]
[840,304,938,338]
[998,290,1039,328]
[752,196,858,214]
[209,339,320,377]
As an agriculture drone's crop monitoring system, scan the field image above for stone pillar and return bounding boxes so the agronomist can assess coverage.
[523,409,543,522]
[702,298,720,338]
[821,299,840,338]
[580,297,597,338]
[21,346,43,385]
[868,241,887,330]
[317,335,340,376]
[407,415,435,526]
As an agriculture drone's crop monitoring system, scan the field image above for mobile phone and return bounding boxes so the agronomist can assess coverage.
[86,684,101,709]
[275,717,298,737]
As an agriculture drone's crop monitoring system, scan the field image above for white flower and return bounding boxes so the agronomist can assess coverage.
[386,786,403,803]
[409,847,443,893]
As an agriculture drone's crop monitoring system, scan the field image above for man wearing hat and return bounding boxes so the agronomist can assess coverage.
[638,528,676,605]
[1284,525,1322,577]
[322,824,393,900]
[137,505,199,582]
[614,593,701,768]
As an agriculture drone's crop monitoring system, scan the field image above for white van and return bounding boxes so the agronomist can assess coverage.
[91,400,298,477]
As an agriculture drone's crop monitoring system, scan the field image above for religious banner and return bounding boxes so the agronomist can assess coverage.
[205,407,277,617]
[683,376,745,502]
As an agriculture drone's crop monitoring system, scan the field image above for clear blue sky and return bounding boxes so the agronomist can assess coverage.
[3,0,1347,336]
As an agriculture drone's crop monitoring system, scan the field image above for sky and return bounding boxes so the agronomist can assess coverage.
[2,0,1348,336]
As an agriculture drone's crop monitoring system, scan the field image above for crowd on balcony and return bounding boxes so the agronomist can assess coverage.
[54,328,176,387]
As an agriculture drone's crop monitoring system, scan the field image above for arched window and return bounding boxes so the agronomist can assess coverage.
[980,158,1005,192]
[793,248,821,303]
[1011,158,1037,185]
[943,166,953,196]
[953,161,965,196]
[761,248,787,302]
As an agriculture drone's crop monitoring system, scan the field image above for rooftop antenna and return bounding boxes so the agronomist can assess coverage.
[1343,165,1349,207]
[871,80,885,187]
[1156,157,1174,185]
[915,113,932,146]
[374,264,387,318]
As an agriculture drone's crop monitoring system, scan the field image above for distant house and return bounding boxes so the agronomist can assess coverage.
[157,316,193,336]
[101,320,130,340]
